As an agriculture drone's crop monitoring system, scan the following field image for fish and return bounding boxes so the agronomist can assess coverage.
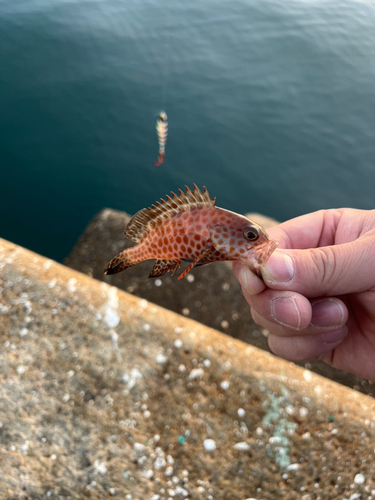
[104,184,278,280]
[154,111,168,167]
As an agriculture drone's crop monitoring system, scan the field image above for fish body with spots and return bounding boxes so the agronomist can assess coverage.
[104,185,278,280]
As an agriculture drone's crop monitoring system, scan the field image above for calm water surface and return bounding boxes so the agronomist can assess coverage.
[1,0,375,261]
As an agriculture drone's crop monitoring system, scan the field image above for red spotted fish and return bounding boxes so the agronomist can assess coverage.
[104,185,278,280]
[154,111,168,167]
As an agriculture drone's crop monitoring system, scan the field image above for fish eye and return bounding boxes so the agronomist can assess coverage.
[243,226,259,241]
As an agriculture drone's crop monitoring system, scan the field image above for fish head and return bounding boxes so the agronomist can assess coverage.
[210,212,278,269]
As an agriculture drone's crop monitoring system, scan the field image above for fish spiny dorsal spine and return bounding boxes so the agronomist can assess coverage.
[123,184,215,243]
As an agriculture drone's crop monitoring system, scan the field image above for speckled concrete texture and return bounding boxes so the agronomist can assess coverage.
[1,237,375,500]
[64,208,375,397]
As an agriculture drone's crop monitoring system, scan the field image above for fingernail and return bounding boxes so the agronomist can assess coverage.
[321,325,348,344]
[263,251,295,283]
[311,299,344,328]
[270,296,301,330]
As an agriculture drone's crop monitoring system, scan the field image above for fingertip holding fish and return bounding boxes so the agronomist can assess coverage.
[234,261,265,296]
[104,185,279,281]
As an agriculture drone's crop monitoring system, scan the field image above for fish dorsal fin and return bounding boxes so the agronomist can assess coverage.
[124,184,215,243]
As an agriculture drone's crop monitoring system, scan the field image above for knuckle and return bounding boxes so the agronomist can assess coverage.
[309,247,337,291]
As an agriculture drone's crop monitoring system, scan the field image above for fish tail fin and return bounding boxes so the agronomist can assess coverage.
[104,249,135,275]
[154,153,165,167]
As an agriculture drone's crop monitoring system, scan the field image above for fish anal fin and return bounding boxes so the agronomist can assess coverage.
[124,185,215,243]
[149,260,180,278]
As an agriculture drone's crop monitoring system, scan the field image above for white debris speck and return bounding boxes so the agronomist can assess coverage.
[43,260,52,270]
[109,331,119,354]
[222,282,230,291]
[203,359,211,368]
[302,432,311,440]
[269,436,282,444]
[174,327,183,334]
[109,488,115,496]
[67,370,75,378]
[154,279,162,287]
[220,320,229,329]
[174,339,183,349]
[182,308,190,316]
[20,441,29,455]
[175,486,188,497]
[186,274,194,283]
[167,455,174,465]
[256,427,264,436]
[143,410,151,418]
[178,364,186,372]
[139,299,148,309]
[286,463,300,472]
[67,278,77,293]
[165,466,173,476]
[143,323,151,331]
[299,407,308,418]
[285,405,295,415]
[94,460,107,475]
[17,365,27,374]
[220,380,230,390]
[203,439,216,452]
[0,304,10,314]
[143,469,153,479]
[123,368,143,389]
[303,370,313,382]
[237,408,245,418]
[19,328,28,337]
[51,454,57,460]
[189,368,204,380]
[62,393,70,403]
[156,352,168,364]
[104,287,120,328]
[354,473,366,485]
[151,496,160,500]
[133,443,146,454]
[233,442,250,451]
[48,278,57,289]
[154,457,166,470]
[261,328,270,337]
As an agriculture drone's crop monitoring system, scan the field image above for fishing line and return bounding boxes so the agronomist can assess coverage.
[160,31,170,110]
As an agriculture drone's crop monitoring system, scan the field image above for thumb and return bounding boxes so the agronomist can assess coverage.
[261,236,375,297]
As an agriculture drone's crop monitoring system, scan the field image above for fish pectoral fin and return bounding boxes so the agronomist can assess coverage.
[149,259,180,278]
[177,241,212,280]
[209,224,230,253]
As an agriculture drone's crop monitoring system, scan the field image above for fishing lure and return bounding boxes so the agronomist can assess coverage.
[154,111,168,167]
[104,185,278,280]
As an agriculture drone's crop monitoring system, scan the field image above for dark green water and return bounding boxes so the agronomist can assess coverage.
[1,0,375,261]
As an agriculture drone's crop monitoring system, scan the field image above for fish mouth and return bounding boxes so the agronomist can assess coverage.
[247,239,279,268]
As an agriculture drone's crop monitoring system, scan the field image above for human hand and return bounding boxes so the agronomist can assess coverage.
[233,208,375,381]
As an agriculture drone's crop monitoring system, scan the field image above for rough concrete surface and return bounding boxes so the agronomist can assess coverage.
[1,238,375,500]
[64,209,375,397]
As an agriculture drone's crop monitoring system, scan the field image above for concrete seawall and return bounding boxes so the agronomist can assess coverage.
[1,236,375,499]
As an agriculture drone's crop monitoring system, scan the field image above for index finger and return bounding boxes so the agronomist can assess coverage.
[266,209,343,250]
